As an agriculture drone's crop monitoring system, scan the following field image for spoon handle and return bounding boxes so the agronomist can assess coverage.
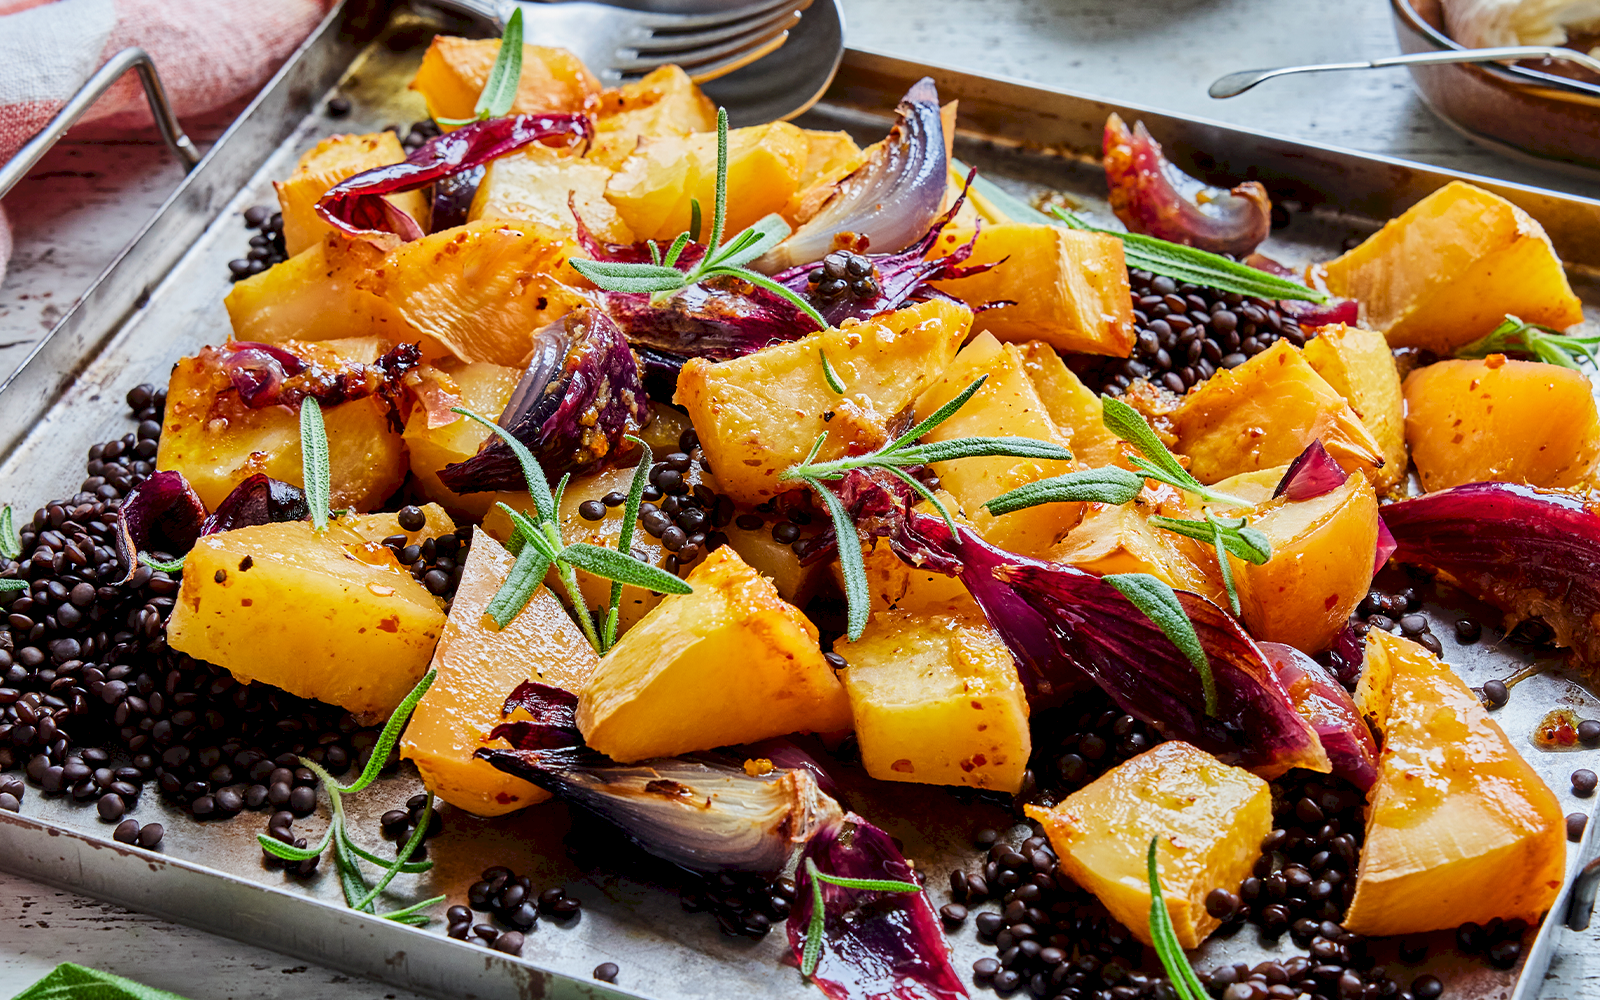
[1209,45,1600,98]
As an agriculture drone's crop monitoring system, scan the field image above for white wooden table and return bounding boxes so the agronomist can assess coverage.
[0,0,1596,997]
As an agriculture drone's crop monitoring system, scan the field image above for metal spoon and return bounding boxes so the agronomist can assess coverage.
[1210,45,1600,98]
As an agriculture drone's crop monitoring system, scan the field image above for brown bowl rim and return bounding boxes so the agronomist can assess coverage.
[1390,0,1600,102]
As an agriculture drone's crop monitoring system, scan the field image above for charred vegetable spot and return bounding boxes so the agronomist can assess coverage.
[644,779,695,798]
[214,570,227,584]
[891,759,915,773]
[377,616,401,633]
[238,555,253,571]
[241,598,253,607]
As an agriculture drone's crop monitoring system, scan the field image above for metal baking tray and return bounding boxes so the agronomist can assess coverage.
[0,2,1598,999]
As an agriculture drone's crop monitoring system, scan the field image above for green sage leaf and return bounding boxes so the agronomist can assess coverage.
[802,859,827,979]
[811,872,922,893]
[810,476,870,642]
[0,579,28,592]
[0,505,19,560]
[1052,207,1328,303]
[1103,572,1217,717]
[605,437,654,651]
[485,537,554,628]
[380,894,448,924]
[474,7,525,120]
[137,553,185,572]
[14,963,192,1000]
[886,376,989,453]
[1455,314,1600,371]
[1148,515,1272,564]
[568,258,690,294]
[689,198,703,243]
[558,542,692,595]
[300,398,332,532]
[985,467,1145,514]
[706,213,791,271]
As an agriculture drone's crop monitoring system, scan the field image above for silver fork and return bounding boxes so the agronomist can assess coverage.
[429,0,811,85]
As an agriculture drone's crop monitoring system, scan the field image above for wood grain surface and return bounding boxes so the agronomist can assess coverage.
[0,0,1595,997]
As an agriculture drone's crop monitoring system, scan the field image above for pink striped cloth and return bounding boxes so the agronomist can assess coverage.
[0,0,334,284]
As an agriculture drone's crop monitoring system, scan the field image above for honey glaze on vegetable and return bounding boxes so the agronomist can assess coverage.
[1533,708,1585,751]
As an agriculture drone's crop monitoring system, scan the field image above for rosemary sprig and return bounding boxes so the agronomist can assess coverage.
[300,398,332,533]
[138,553,186,573]
[819,350,846,394]
[1146,837,1210,1000]
[799,857,922,980]
[601,436,653,653]
[436,9,525,126]
[1105,573,1216,716]
[570,109,827,328]
[779,373,1074,641]
[1455,314,1600,371]
[452,409,689,651]
[256,670,445,924]
[1052,206,1328,303]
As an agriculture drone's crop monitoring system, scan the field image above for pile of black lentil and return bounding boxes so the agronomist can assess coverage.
[1070,271,1305,397]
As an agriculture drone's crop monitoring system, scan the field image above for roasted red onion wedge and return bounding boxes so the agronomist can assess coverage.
[200,474,308,536]
[478,747,841,874]
[315,113,593,241]
[1384,482,1600,671]
[217,341,420,412]
[751,78,948,274]
[114,471,207,581]
[1374,517,1397,574]
[1246,254,1360,327]
[1104,113,1271,257]
[1261,642,1378,791]
[788,813,968,1000]
[1275,440,1346,502]
[904,509,1330,777]
[437,307,651,493]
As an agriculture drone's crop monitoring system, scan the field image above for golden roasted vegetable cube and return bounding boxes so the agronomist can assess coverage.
[722,517,826,608]
[782,129,867,225]
[275,132,429,256]
[930,223,1135,357]
[1301,324,1407,493]
[1403,357,1600,491]
[576,547,851,761]
[1046,502,1222,605]
[344,503,456,547]
[469,145,632,243]
[588,66,718,169]
[166,522,444,722]
[157,340,407,512]
[1231,472,1379,654]
[410,36,600,122]
[1015,341,1124,469]
[605,122,809,241]
[914,333,1079,554]
[834,533,977,618]
[1344,631,1565,936]
[224,234,419,346]
[837,606,1029,792]
[1322,181,1584,352]
[400,534,598,816]
[677,299,971,505]
[402,361,523,518]
[1174,341,1386,486]
[1025,741,1272,949]
[360,220,583,368]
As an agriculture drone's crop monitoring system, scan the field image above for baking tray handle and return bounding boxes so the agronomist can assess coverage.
[0,46,202,200]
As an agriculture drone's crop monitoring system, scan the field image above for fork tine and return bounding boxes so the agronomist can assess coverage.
[630,2,808,56]
[683,30,790,84]
[630,0,800,31]
[612,12,797,74]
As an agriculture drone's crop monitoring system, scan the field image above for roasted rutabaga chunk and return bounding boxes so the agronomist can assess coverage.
[1174,340,1385,487]
[401,534,597,816]
[676,298,970,505]
[409,36,601,122]
[1403,357,1600,492]
[1343,630,1564,936]
[1026,741,1272,949]
[165,521,444,723]
[274,132,429,256]
[1301,324,1407,494]
[576,546,851,762]
[1322,180,1583,352]
[837,604,1030,792]
[156,339,407,512]
[928,222,1136,357]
